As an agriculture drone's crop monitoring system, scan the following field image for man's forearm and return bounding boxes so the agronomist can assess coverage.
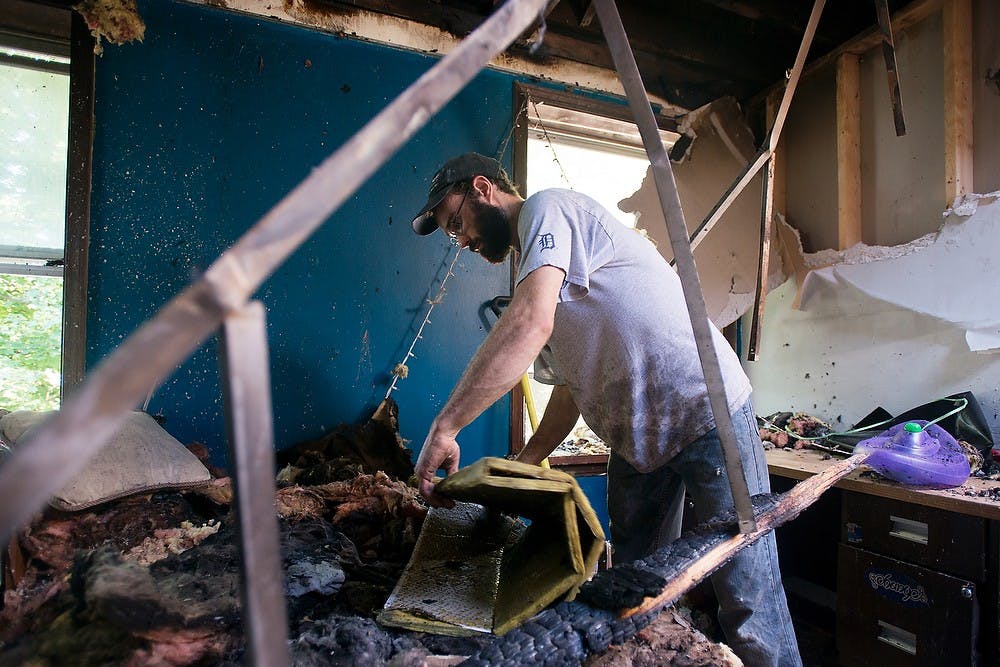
[431,266,565,437]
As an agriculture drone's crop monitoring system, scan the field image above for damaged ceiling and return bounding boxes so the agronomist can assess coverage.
[300,0,916,109]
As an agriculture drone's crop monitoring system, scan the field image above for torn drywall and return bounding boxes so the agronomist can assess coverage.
[743,274,1000,447]
[618,96,785,327]
[799,191,1000,352]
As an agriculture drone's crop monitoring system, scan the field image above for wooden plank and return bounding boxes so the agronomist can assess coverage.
[746,155,775,362]
[61,13,95,393]
[836,53,862,250]
[594,0,757,533]
[765,89,786,218]
[622,452,870,618]
[0,0,551,547]
[218,302,290,667]
[943,0,974,204]
[875,0,908,136]
[767,447,1000,521]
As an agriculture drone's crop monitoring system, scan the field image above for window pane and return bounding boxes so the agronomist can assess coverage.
[525,134,652,459]
[0,273,63,410]
[526,135,649,229]
[0,55,69,251]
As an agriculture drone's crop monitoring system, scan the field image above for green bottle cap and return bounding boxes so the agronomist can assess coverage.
[903,422,922,433]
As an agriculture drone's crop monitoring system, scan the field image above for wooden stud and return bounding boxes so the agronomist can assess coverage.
[943,0,974,204]
[836,53,862,250]
[747,155,775,362]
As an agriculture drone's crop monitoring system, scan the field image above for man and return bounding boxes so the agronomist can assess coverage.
[409,152,802,667]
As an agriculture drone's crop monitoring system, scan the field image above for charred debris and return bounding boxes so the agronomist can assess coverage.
[0,400,730,666]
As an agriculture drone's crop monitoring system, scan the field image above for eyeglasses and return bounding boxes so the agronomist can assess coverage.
[444,187,470,244]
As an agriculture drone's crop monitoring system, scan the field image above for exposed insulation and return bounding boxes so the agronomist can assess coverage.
[74,0,146,55]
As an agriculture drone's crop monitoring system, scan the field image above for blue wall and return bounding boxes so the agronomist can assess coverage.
[87,0,515,463]
[86,0,609,526]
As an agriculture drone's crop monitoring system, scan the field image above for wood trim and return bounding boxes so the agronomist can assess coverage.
[836,53,862,250]
[943,0,974,203]
[62,12,95,394]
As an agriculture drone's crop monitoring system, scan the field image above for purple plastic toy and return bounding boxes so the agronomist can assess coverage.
[854,420,971,489]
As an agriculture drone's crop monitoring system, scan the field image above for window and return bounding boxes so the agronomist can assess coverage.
[1,6,90,410]
[510,83,678,473]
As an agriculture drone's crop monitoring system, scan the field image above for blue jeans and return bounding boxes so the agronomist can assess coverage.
[607,399,802,667]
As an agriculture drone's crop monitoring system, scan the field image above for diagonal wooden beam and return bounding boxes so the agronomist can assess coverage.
[621,452,870,618]
[0,0,551,546]
[593,0,757,533]
[746,154,775,362]
[875,0,907,136]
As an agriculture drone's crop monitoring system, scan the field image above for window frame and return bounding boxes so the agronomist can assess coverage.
[1,3,94,397]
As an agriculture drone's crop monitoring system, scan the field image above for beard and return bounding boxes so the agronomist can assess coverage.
[467,199,512,264]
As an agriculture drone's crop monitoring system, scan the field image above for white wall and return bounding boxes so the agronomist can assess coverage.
[746,275,1000,436]
[745,1,1000,443]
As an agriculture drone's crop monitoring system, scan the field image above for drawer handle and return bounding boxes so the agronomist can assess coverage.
[889,515,928,545]
[877,620,917,655]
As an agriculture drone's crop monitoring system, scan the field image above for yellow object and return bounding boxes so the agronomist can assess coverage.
[519,373,550,468]
[379,458,605,636]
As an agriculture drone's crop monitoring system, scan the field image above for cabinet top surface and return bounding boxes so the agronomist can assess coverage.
[767,447,1000,521]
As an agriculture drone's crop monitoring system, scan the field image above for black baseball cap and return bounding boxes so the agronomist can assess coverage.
[411,153,508,235]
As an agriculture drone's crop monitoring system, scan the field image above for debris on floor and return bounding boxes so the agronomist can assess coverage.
[0,399,739,665]
[585,608,741,666]
[758,411,833,449]
[552,423,611,458]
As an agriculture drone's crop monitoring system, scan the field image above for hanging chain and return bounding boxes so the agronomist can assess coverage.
[528,97,573,188]
[384,245,464,400]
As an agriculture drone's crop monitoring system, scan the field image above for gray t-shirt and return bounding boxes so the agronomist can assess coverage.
[515,189,751,472]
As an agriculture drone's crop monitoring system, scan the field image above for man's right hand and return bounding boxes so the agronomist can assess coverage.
[414,428,461,507]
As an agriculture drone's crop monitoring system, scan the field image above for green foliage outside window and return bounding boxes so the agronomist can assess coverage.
[0,273,62,411]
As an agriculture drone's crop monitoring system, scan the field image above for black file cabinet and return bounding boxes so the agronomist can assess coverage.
[836,492,998,666]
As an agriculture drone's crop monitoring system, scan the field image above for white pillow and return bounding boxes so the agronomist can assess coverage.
[0,410,212,511]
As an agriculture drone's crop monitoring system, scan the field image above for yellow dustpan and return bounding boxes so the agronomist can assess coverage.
[379,458,604,636]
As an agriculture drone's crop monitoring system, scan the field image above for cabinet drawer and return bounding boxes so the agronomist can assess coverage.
[836,544,979,666]
[842,492,985,580]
